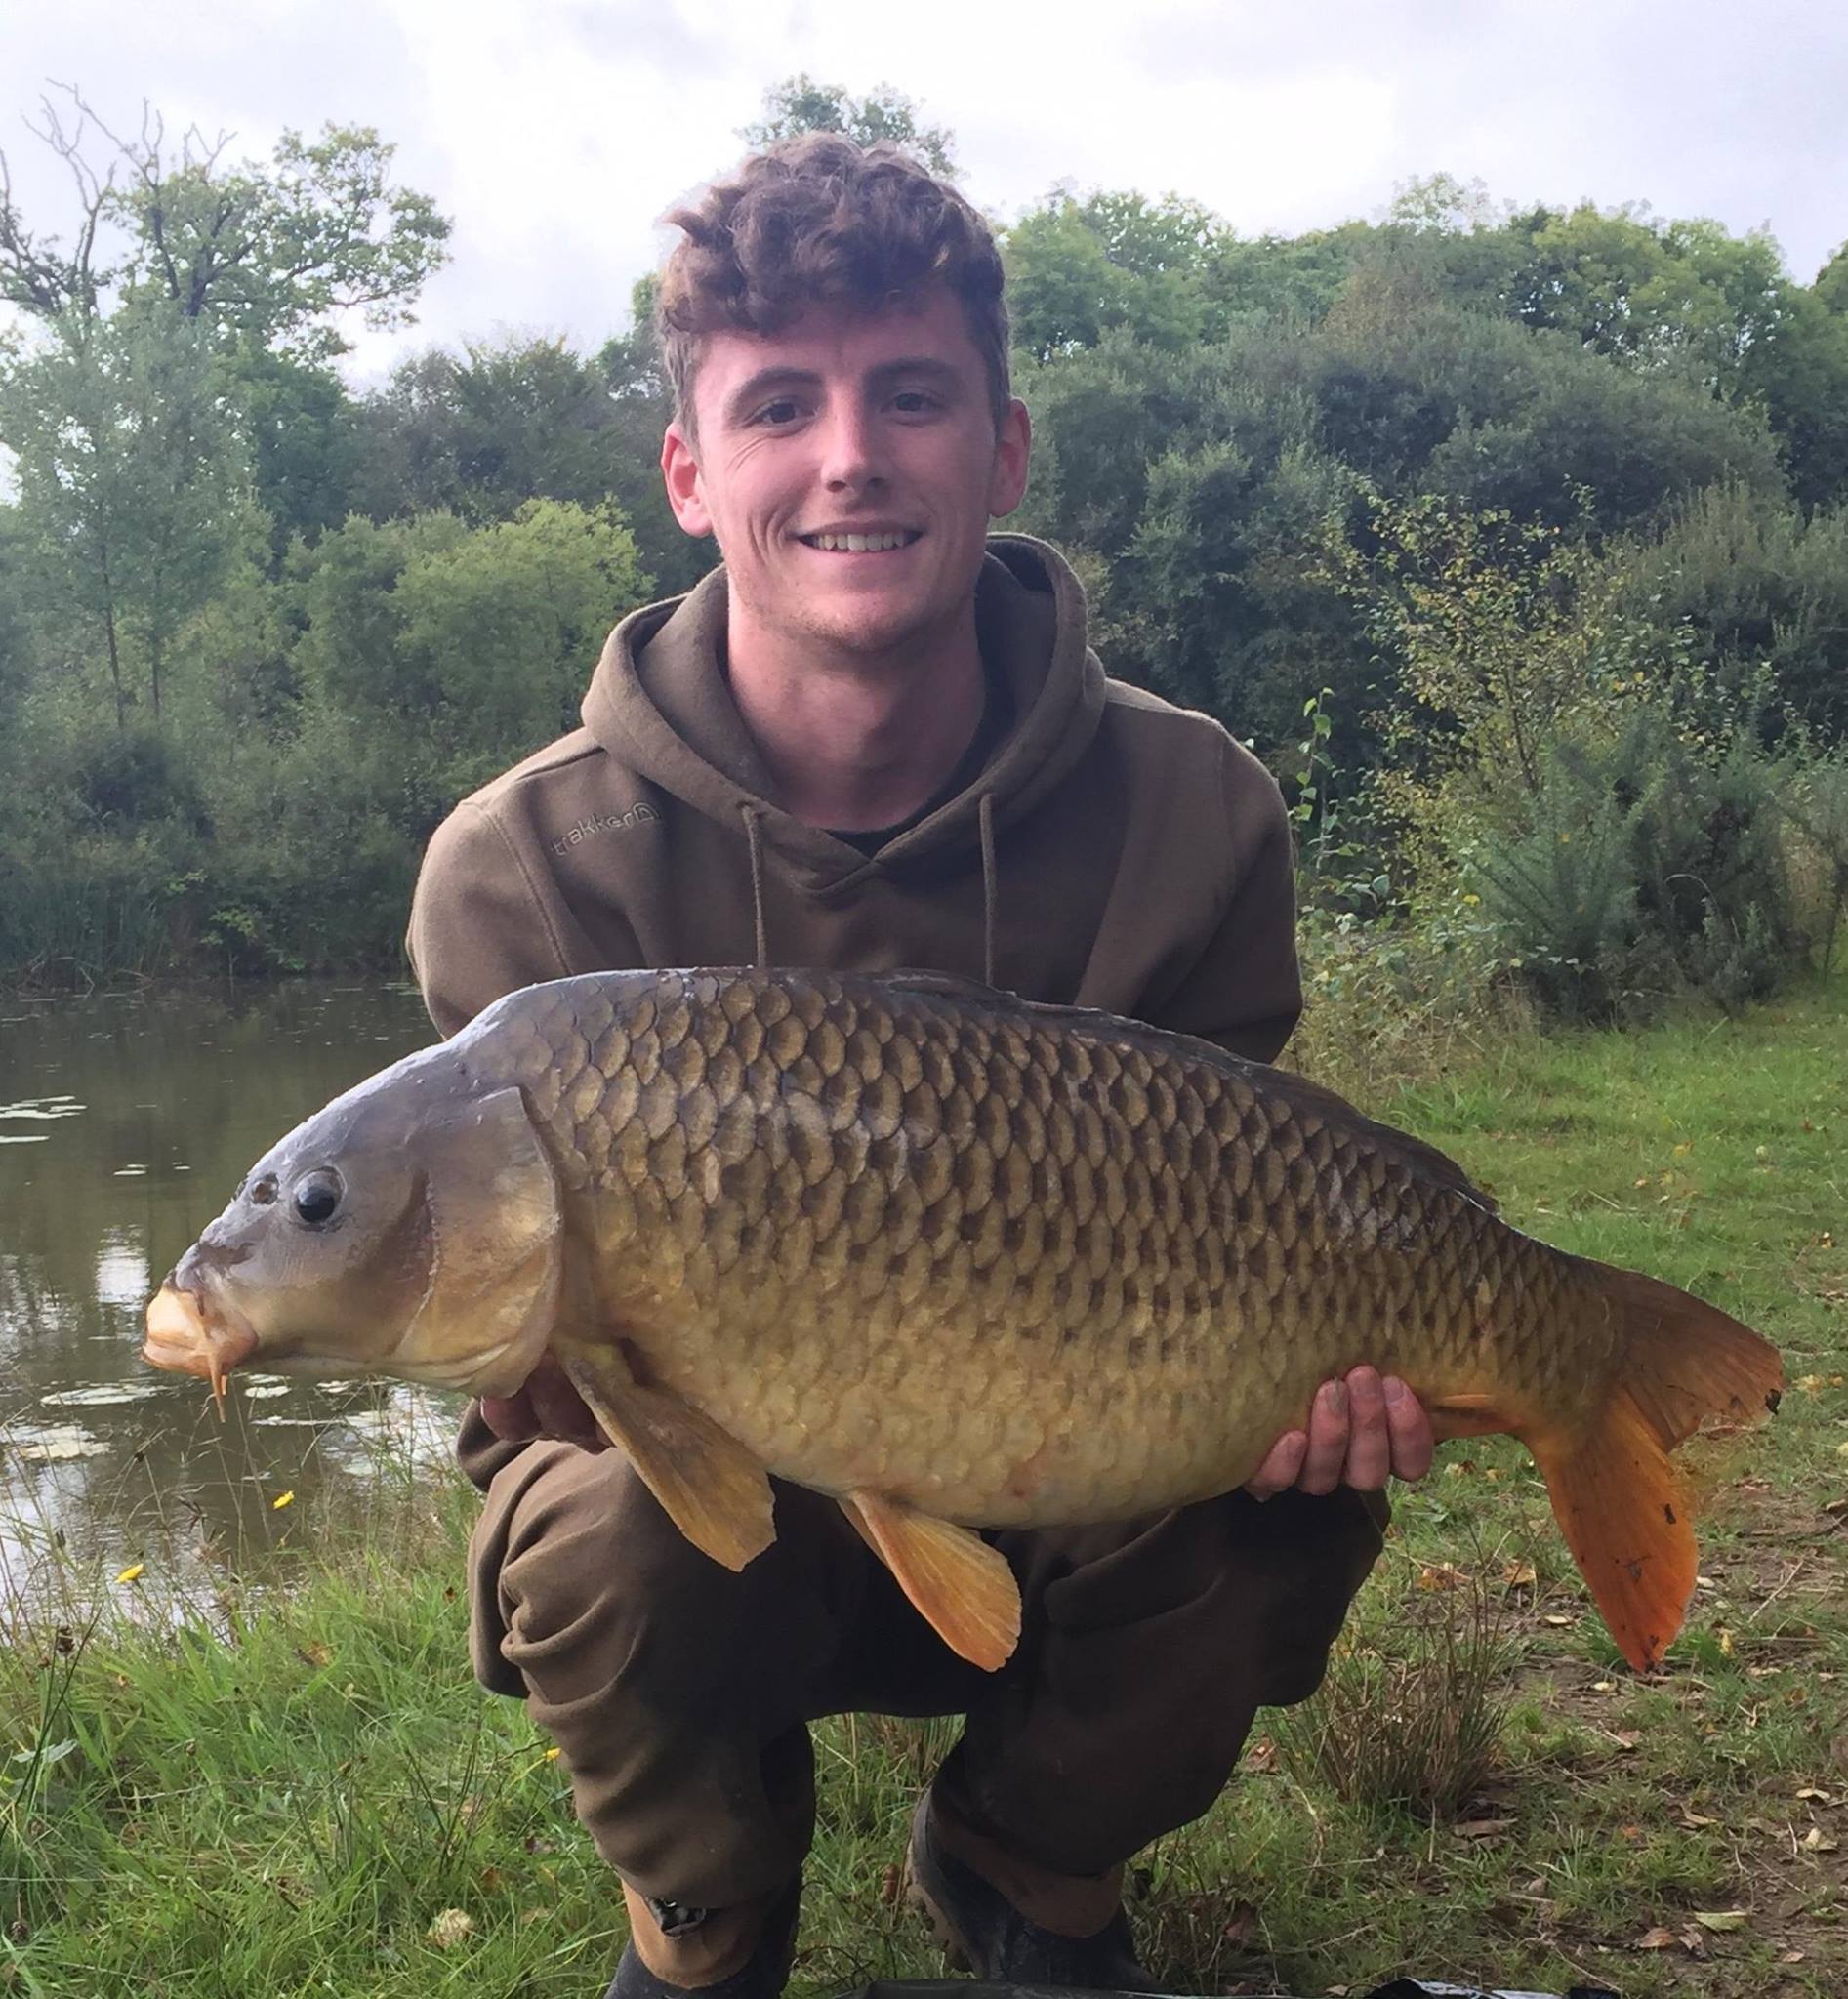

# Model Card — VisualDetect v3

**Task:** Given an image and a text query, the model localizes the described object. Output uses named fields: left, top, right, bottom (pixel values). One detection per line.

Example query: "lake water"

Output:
left=0, top=979, right=452, bottom=1614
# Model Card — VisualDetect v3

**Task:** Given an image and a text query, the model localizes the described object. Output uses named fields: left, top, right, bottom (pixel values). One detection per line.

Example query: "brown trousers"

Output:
left=459, top=1407, right=1383, bottom=1908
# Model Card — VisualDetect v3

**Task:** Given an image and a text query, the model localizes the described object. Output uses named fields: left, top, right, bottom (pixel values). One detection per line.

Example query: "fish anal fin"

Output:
left=557, top=1343, right=775, bottom=1572
left=842, top=1490, right=1021, bottom=1672
left=1425, top=1391, right=1517, bottom=1443
left=1528, top=1394, right=1693, bottom=1674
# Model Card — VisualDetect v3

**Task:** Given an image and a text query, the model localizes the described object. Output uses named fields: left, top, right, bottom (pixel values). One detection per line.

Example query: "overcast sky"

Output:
left=5, top=0, right=1845, bottom=383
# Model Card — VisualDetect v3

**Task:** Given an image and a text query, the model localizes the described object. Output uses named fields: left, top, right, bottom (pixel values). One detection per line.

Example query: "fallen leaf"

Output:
left=1801, top=1826, right=1839, bottom=1853
left=1795, top=1786, right=1837, bottom=1803
left=1781, top=1947, right=1807, bottom=1963
left=1681, top=1810, right=1720, bottom=1828
left=1542, top=1613, right=1574, bottom=1627
left=1501, top=1560, right=1538, bottom=1587
left=1638, top=1927, right=1678, bottom=1950
left=1455, top=1817, right=1514, bottom=1839
left=1692, top=1909, right=1748, bottom=1933
left=426, top=1908, right=474, bottom=1949
left=1417, top=1563, right=1469, bottom=1591
left=295, top=1643, right=333, bottom=1669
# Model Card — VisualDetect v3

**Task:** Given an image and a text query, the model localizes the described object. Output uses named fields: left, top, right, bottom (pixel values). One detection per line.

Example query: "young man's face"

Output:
left=661, top=287, right=1031, bottom=663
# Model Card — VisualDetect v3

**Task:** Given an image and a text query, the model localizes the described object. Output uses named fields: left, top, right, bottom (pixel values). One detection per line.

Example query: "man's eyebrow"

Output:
left=722, top=367, right=823, bottom=419
left=720, top=355, right=966, bottom=420
left=867, top=356, right=964, bottom=386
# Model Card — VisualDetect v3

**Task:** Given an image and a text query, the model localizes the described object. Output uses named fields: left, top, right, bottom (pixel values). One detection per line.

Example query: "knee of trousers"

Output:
left=468, top=1440, right=846, bottom=1718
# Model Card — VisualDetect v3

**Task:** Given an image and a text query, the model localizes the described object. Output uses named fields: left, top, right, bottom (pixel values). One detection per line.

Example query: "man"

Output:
left=407, top=134, right=1431, bottom=1999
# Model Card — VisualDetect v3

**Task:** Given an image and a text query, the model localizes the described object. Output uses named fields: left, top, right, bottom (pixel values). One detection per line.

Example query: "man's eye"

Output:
left=755, top=399, right=801, bottom=426
left=892, top=391, right=938, bottom=415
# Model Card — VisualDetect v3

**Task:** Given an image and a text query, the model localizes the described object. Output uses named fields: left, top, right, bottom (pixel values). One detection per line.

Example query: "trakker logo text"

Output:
left=551, top=802, right=661, bottom=855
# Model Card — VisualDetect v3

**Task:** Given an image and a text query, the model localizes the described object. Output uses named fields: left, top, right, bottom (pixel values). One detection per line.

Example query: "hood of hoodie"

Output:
left=579, top=533, right=1107, bottom=901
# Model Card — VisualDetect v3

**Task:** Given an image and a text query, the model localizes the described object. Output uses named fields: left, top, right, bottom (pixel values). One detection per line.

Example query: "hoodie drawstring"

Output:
left=978, top=791, right=998, bottom=989
left=740, top=804, right=768, bottom=968
left=738, top=792, right=1001, bottom=988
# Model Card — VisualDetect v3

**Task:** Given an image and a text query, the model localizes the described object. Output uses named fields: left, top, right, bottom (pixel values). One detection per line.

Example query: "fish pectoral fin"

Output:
left=558, top=1347, right=775, bottom=1573
left=1425, top=1391, right=1515, bottom=1442
left=841, top=1490, right=1021, bottom=1672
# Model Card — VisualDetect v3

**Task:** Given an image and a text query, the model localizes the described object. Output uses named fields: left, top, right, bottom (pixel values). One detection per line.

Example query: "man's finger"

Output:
left=478, top=1386, right=538, bottom=1442
left=529, top=1367, right=607, bottom=1448
left=1383, top=1375, right=1434, bottom=1482
left=1246, top=1428, right=1308, bottom=1500
left=1341, top=1366, right=1391, bottom=1490
left=1297, top=1379, right=1348, bottom=1495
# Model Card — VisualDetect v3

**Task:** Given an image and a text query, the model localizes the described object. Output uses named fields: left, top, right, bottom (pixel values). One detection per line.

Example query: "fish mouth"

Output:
left=144, top=1283, right=259, bottom=1412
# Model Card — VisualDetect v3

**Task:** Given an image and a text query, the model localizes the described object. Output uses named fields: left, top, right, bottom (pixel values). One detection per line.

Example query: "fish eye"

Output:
left=290, top=1168, right=344, bottom=1229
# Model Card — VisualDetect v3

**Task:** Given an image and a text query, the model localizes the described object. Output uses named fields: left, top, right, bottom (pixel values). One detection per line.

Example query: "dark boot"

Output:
left=605, top=1877, right=801, bottom=1999
left=902, top=1788, right=1153, bottom=1989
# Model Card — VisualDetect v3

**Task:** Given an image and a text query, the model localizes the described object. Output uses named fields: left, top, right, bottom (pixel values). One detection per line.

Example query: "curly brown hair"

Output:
left=656, top=134, right=1010, bottom=439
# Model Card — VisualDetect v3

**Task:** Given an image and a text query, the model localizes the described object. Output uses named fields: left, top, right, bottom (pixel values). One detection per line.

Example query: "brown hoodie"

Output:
left=407, top=533, right=1301, bottom=1061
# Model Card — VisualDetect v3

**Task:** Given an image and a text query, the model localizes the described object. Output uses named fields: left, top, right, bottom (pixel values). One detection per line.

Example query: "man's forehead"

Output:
left=697, top=292, right=978, bottom=398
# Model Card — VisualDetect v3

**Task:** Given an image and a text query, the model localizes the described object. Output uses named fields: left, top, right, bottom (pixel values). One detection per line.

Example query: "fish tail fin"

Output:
left=1529, top=1263, right=1782, bottom=1673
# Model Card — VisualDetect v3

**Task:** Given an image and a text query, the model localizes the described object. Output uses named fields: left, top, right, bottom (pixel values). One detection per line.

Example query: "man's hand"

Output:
left=480, top=1353, right=607, bottom=1450
left=1245, top=1366, right=1433, bottom=1499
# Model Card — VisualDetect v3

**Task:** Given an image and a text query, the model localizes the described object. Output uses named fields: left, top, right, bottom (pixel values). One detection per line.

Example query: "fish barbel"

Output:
left=144, top=968, right=1781, bottom=1672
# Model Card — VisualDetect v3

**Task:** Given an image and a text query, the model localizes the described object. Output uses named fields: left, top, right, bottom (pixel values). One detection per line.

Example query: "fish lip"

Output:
left=144, top=1282, right=258, bottom=1409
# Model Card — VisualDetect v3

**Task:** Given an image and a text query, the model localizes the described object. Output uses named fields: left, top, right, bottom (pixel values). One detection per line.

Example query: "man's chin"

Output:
left=796, top=600, right=940, bottom=661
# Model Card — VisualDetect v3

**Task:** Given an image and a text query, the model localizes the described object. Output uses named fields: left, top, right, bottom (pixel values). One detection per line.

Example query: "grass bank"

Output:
left=0, top=976, right=1842, bottom=1998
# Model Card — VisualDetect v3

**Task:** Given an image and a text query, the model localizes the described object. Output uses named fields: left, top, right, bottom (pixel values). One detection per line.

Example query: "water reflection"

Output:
left=0, top=980, right=449, bottom=1613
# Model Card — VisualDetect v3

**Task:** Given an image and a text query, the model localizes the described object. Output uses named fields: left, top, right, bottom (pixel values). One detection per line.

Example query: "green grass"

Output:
left=1, top=975, right=1844, bottom=1996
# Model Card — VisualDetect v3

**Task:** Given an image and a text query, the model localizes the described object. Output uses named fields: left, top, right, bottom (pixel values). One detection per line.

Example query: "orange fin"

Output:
left=842, top=1490, right=1022, bottom=1672
left=1529, top=1394, right=1695, bottom=1673
left=1426, top=1391, right=1514, bottom=1442
left=1530, top=1263, right=1782, bottom=1672
left=559, top=1344, right=775, bottom=1572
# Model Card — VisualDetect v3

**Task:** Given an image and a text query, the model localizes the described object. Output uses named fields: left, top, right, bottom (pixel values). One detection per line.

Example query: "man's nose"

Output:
left=817, top=402, right=885, bottom=491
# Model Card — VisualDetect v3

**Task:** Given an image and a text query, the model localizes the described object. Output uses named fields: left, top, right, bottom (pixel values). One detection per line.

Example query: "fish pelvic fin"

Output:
left=842, top=1491, right=1022, bottom=1672
left=557, top=1344, right=775, bottom=1573
left=1531, top=1264, right=1783, bottom=1674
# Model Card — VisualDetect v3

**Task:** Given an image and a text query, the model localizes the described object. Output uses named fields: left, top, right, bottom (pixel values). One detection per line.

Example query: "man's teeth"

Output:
left=804, top=532, right=915, bottom=552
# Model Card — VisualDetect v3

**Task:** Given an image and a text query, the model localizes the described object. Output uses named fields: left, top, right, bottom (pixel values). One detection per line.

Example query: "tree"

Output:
left=1005, top=193, right=1227, bottom=360
left=740, top=75, right=956, bottom=177
left=0, top=300, right=254, bottom=728
left=292, top=501, right=654, bottom=803
left=0, top=87, right=450, bottom=359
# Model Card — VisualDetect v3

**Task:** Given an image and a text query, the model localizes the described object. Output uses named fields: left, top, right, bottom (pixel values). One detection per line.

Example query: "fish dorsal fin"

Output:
left=842, top=1489, right=1021, bottom=1671
left=557, top=1342, right=775, bottom=1572
left=874, top=973, right=1496, bottom=1214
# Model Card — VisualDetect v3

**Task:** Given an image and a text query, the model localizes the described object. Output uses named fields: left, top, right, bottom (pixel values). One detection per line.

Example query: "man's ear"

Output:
left=987, top=396, right=1033, bottom=520
left=661, top=422, right=714, bottom=538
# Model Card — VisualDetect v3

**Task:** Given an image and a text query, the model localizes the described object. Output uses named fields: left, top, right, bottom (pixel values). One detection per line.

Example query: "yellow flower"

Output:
left=272, top=1490, right=296, bottom=1511
left=115, top=1563, right=144, bottom=1585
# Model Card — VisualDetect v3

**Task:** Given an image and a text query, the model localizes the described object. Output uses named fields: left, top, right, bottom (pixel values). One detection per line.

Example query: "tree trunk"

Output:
left=99, top=549, right=127, bottom=733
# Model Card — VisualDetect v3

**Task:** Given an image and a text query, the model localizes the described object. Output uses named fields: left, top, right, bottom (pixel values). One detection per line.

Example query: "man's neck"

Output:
left=725, top=607, right=987, bottom=834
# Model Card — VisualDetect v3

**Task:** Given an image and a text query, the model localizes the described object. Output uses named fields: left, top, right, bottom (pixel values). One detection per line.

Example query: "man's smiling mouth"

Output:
left=798, top=530, right=923, bottom=552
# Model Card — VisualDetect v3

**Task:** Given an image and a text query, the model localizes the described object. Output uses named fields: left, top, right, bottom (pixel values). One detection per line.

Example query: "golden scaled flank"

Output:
left=493, top=971, right=1590, bottom=1529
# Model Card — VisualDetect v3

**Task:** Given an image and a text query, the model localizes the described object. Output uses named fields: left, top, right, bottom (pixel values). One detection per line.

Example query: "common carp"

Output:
left=144, top=967, right=1781, bottom=1674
